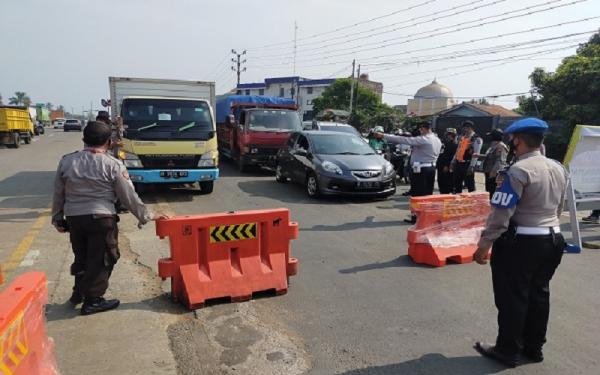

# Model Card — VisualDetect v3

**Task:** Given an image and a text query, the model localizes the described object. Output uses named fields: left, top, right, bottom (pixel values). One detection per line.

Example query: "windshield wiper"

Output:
left=335, top=151, right=360, bottom=155
left=136, top=122, right=158, bottom=131
left=178, top=122, right=196, bottom=132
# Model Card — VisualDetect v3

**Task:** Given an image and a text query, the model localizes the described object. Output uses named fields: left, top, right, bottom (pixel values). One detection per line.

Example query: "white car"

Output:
left=53, top=118, right=66, bottom=128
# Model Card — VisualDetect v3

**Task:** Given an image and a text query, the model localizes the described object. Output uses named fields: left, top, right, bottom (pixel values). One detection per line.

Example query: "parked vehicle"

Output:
left=0, top=106, right=34, bottom=148
left=216, top=95, right=302, bottom=172
left=302, top=121, right=313, bottom=130
left=310, top=121, right=364, bottom=139
left=275, top=131, right=396, bottom=198
left=109, top=76, right=218, bottom=194
left=50, top=109, right=65, bottom=122
left=34, top=121, right=45, bottom=135
left=53, top=118, right=66, bottom=128
left=36, top=106, right=51, bottom=127
left=64, top=119, right=83, bottom=131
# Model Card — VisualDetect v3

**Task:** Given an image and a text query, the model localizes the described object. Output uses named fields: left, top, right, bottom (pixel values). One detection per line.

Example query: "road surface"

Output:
left=1, top=129, right=599, bottom=374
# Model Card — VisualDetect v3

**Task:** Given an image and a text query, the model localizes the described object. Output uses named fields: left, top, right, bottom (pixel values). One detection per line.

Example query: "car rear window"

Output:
left=66, top=120, right=78, bottom=124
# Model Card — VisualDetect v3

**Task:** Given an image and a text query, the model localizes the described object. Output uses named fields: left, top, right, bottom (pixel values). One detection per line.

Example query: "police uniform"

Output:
left=475, top=118, right=569, bottom=366
left=436, top=128, right=458, bottom=194
left=51, top=146, right=155, bottom=311
left=392, top=128, right=442, bottom=197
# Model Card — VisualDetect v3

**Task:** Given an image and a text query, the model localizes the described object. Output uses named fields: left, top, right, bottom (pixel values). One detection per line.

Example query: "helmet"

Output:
left=445, top=127, right=457, bottom=135
left=487, top=128, right=504, bottom=141
left=374, top=126, right=384, bottom=133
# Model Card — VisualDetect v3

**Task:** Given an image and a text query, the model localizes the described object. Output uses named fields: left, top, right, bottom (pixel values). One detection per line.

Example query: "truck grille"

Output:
left=138, top=154, right=199, bottom=169
left=254, top=147, right=280, bottom=156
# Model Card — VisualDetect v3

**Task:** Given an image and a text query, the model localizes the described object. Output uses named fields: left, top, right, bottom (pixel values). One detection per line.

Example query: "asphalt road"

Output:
left=1, top=129, right=599, bottom=374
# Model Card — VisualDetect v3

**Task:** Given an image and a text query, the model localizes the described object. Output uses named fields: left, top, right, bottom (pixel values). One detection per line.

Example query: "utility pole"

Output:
left=530, top=89, right=540, bottom=116
left=293, top=21, right=298, bottom=75
left=231, top=49, right=247, bottom=87
left=349, top=59, right=356, bottom=114
left=354, top=64, right=361, bottom=111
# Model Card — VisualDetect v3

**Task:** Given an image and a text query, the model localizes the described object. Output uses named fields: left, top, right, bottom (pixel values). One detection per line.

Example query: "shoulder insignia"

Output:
left=491, top=171, right=519, bottom=209
left=122, top=170, right=130, bottom=180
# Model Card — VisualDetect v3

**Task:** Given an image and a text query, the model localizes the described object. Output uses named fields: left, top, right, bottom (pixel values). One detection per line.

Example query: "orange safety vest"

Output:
left=456, top=136, right=472, bottom=162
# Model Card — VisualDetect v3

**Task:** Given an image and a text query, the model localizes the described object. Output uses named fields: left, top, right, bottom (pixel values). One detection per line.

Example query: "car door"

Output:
left=291, top=134, right=311, bottom=182
left=279, top=132, right=299, bottom=179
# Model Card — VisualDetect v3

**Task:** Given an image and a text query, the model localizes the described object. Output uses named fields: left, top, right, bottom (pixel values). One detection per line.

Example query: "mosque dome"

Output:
left=414, top=79, right=454, bottom=99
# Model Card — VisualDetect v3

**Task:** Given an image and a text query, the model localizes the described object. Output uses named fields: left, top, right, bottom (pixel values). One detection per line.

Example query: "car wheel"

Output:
left=306, top=173, right=320, bottom=198
left=275, top=164, right=287, bottom=183
left=199, top=181, right=214, bottom=194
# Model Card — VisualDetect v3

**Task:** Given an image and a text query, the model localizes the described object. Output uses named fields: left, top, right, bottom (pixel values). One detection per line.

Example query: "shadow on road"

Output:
left=337, top=353, right=504, bottom=375
left=302, top=215, right=411, bottom=232
left=45, top=294, right=189, bottom=322
left=339, top=255, right=428, bottom=273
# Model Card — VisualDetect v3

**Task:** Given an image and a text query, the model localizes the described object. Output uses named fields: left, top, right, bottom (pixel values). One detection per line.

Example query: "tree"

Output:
left=312, top=78, right=404, bottom=132
left=468, top=98, right=490, bottom=105
left=0, top=93, right=3, bottom=104
left=517, top=31, right=600, bottom=160
left=8, top=91, right=31, bottom=107
left=46, top=102, right=54, bottom=110
left=57, top=105, right=65, bottom=112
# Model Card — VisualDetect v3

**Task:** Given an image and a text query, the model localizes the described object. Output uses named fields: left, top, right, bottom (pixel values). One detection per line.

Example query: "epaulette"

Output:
left=61, top=150, right=79, bottom=159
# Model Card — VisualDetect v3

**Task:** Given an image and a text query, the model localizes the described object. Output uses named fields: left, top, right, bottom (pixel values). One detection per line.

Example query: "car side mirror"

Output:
left=295, top=148, right=308, bottom=157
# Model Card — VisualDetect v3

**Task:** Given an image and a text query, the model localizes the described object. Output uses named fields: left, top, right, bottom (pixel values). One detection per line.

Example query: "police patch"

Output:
left=122, top=170, right=130, bottom=180
left=491, top=172, right=519, bottom=208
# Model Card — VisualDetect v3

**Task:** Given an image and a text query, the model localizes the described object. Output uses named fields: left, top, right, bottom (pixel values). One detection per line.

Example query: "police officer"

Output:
left=51, top=121, right=168, bottom=315
left=481, top=128, right=509, bottom=198
left=473, top=118, right=568, bottom=367
left=436, top=128, right=458, bottom=194
left=391, top=121, right=442, bottom=223
left=451, top=120, right=483, bottom=193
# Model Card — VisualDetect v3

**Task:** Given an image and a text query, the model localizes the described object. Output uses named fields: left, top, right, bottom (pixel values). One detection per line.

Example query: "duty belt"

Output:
left=516, top=226, right=561, bottom=235
left=412, top=162, right=434, bottom=167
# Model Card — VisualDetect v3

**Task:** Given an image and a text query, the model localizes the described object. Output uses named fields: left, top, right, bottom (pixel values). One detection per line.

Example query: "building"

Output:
left=433, top=102, right=523, bottom=136
left=357, top=73, right=383, bottom=99
left=407, top=79, right=455, bottom=117
left=236, top=76, right=335, bottom=121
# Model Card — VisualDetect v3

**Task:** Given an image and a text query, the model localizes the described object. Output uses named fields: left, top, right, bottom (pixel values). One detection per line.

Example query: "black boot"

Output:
left=81, top=297, right=120, bottom=316
left=474, top=342, right=518, bottom=368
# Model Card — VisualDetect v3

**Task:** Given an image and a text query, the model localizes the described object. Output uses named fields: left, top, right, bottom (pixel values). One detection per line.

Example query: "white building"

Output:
left=406, top=79, right=455, bottom=117
left=236, top=76, right=336, bottom=121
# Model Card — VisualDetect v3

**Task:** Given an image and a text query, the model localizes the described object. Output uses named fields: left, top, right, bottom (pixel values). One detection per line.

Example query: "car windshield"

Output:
left=248, top=110, right=302, bottom=132
left=310, top=134, right=375, bottom=155
left=319, top=125, right=359, bottom=136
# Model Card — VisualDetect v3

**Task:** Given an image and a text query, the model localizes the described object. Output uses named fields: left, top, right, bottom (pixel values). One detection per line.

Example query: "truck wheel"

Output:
left=238, top=158, right=248, bottom=173
left=199, top=181, right=214, bottom=194
left=11, top=133, right=20, bottom=148
left=24, top=134, right=32, bottom=144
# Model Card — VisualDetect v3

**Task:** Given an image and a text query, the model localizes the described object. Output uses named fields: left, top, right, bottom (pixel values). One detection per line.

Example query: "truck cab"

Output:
left=118, top=96, right=219, bottom=193
left=216, top=96, right=302, bottom=172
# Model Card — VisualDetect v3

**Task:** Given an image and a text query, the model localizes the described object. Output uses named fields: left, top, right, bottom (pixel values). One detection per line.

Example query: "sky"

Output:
left=0, top=0, right=598, bottom=115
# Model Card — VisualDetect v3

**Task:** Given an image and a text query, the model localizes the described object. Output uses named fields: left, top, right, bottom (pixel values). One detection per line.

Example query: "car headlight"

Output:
left=122, top=152, right=143, bottom=168
left=198, top=152, right=216, bottom=167
left=322, top=161, right=343, bottom=175
left=384, top=162, right=395, bottom=176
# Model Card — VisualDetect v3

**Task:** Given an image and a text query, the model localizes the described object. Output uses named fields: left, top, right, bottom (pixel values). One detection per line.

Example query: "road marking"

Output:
left=2, top=211, right=49, bottom=279
left=19, top=250, right=40, bottom=267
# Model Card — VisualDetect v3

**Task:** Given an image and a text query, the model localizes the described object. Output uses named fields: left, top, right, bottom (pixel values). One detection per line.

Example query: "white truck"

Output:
left=109, top=77, right=219, bottom=193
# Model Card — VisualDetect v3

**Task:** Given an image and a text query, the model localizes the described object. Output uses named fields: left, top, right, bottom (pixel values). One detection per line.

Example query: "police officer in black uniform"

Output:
left=473, top=118, right=569, bottom=367
left=436, top=128, right=458, bottom=194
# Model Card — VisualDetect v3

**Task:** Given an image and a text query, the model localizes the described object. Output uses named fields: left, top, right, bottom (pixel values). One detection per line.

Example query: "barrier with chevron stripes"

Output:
left=0, top=272, right=58, bottom=375
left=210, top=222, right=257, bottom=243
left=157, top=208, right=299, bottom=309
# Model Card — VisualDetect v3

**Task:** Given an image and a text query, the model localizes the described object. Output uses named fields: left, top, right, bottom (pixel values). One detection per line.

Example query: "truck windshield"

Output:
left=248, top=110, right=301, bottom=132
left=122, top=98, right=213, bottom=140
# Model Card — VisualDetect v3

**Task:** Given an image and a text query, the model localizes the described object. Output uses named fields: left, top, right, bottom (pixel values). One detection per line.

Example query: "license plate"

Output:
left=160, top=171, right=189, bottom=178
left=357, top=181, right=380, bottom=189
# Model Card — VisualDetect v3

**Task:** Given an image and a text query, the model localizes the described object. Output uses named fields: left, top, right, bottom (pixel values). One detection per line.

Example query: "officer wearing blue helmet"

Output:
left=473, top=118, right=569, bottom=367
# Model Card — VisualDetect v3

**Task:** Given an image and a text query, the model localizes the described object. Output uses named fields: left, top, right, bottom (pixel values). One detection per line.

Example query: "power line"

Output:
left=207, top=56, right=229, bottom=80
left=251, top=0, right=492, bottom=53
left=251, top=0, right=589, bottom=63
left=246, top=0, right=440, bottom=51
left=384, top=90, right=530, bottom=99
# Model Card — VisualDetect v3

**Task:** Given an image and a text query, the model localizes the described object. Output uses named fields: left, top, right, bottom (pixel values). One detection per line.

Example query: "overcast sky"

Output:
left=0, top=0, right=597, bottom=114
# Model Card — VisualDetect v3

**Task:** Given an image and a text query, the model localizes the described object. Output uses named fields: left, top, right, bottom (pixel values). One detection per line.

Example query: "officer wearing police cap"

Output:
left=52, top=121, right=168, bottom=315
left=473, top=118, right=569, bottom=367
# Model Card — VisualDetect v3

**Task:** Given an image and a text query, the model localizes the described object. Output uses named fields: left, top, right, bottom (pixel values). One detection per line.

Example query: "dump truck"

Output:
left=109, top=76, right=218, bottom=193
left=215, top=95, right=301, bottom=172
left=0, top=106, right=34, bottom=148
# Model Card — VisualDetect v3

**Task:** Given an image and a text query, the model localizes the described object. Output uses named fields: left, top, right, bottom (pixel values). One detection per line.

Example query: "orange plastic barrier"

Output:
left=0, top=272, right=58, bottom=375
left=407, top=192, right=491, bottom=267
left=157, top=208, right=299, bottom=309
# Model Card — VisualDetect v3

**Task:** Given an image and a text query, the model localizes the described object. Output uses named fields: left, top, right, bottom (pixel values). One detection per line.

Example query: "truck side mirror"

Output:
left=226, top=114, right=236, bottom=128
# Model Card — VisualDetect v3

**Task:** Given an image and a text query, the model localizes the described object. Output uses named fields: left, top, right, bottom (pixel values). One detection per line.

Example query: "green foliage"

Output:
left=467, top=98, right=490, bottom=105
left=312, top=78, right=405, bottom=132
left=8, top=91, right=31, bottom=107
left=518, top=32, right=600, bottom=160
